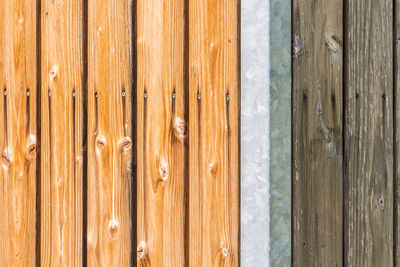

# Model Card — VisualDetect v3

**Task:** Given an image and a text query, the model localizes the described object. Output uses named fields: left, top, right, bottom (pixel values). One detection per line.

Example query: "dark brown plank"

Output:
left=345, top=0, right=394, bottom=266
left=292, top=0, right=343, bottom=265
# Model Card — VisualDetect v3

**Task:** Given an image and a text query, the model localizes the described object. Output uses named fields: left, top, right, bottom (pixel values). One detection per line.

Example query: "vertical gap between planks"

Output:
left=131, top=0, right=137, bottom=264
left=290, top=0, right=294, bottom=265
left=343, top=0, right=348, bottom=265
left=394, top=0, right=399, bottom=265
left=237, top=0, right=242, bottom=263
left=82, top=0, right=88, bottom=265
left=35, top=0, right=42, bottom=265
left=394, top=0, right=396, bottom=265
left=184, top=0, right=190, bottom=265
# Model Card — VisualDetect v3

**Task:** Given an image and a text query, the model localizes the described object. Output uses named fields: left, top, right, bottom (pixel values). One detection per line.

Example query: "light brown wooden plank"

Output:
left=39, top=0, right=83, bottom=265
left=87, top=0, right=133, bottom=265
left=0, top=1, right=37, bottom=265
left=292, top=0, right=343, bottom=265
left=136, top=0, right=186, bottom=266
left=188, top=0, right=240, bottom=265
left=345, top=0, right=394, bottom=266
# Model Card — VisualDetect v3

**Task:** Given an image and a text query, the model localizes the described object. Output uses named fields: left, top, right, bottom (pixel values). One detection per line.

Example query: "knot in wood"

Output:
left=158, top=158, right=169, bottom=181
left=26, top=135, right=37, bottom=161
left=324, top=33, right=342, bottom=63
left=108, top=219, right=119, bottom=239
left=378, top=196, right=385, bottom=209
left=95, top=135, right=106, bottom=153
left=137, top=241, right=148, bottom=259
left=209, top=162, right=218, bottom=176
left=293, top=36, right=304, bottom=58
left=2, top=150, right=12, bottom=170
left=222, top=247, right=228, bottom=257
left=118, top=137, right=132, bottom=152
left=173, top=117, right=187, bottom=143
left=49, top=65, right=58, bottom=80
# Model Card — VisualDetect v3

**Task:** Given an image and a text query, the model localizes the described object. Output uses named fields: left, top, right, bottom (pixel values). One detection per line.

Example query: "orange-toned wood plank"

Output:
left=0, top=1, right=37, bottom=265
left=39, top=0, right=83, bottom=265
left=188, top=0, right=240, bottom=265
left=136, top=0, right=186, bottom=265
left=87, top=0, right=133, bottom=265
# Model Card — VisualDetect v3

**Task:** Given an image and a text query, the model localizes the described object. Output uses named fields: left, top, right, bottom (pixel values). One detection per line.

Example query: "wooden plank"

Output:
left=0, top=1, right=37, bottom=265
left=136, top=0, right=186, bottom=266
left=39, top=0, right=83, bottom=265
left=292, top=0, right=343, bottom=265
left=87, top=0, right=133, bottom=265
left=345, top=0, right=394, bottom=266
left=188, top=0, right=240, bottom=265
left=396, top=0, right=400, bottom=264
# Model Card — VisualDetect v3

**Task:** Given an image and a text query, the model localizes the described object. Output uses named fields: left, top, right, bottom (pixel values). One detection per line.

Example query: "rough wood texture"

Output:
left=0, top=0, right=37, bottom=265
left=136, top=0, right=186, bottom=266
left=87, top=0, right=133, bottom=265
left=345, top=0, right=394, bottom=266
left=292, top=0, right=343, bottom=265
left=395, top=0, right=400, bottom=265
left=40, top=0, right=83, bottom=265
left=188, top=0, right=240, bottom=265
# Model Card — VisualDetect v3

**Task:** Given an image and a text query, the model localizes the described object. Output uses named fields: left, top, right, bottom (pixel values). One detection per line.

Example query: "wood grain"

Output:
left=136, top=0, right=186, bottom=266
left=188, top=0, right=240, bottom=265
left=292, top=0, right=343, bottom=265
left=345, top=0, right=394, bottom=266
left=396, top=0, right=400, bottom=265
left=40, top=0, right=83, bottom=265
left=87, top=0, right=133, bottom=265
left=0, top=0, right=37, bottom=265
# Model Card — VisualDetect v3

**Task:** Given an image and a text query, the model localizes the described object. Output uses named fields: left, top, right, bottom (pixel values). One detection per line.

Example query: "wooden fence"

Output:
left=292, top=0, right=399, bottom=266
left=0, top=0, right=239, bottom=266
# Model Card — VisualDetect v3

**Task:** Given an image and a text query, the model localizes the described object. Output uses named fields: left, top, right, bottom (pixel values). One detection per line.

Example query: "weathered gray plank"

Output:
left=345, top=0, right=394, bottom=266
left=395, top=0, right=400, bottom=265
left=292, top=0, right=343, bottom=266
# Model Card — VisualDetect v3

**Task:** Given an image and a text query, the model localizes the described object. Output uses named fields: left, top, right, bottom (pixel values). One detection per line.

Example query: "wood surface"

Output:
left=87, top=0, right=133, bottom=265
left=292, top=0, right=343, bottom=265
left=0, top=0, right=37, bottom=265
left=345, top=0, right=394, bottom=266
left=188, top=0, right=240, bottom=265
left=136, top=0, right=186, bottom=266
left=396, top=0, right=400, bottom=265
left=40, top=0, right=83, bottom=265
